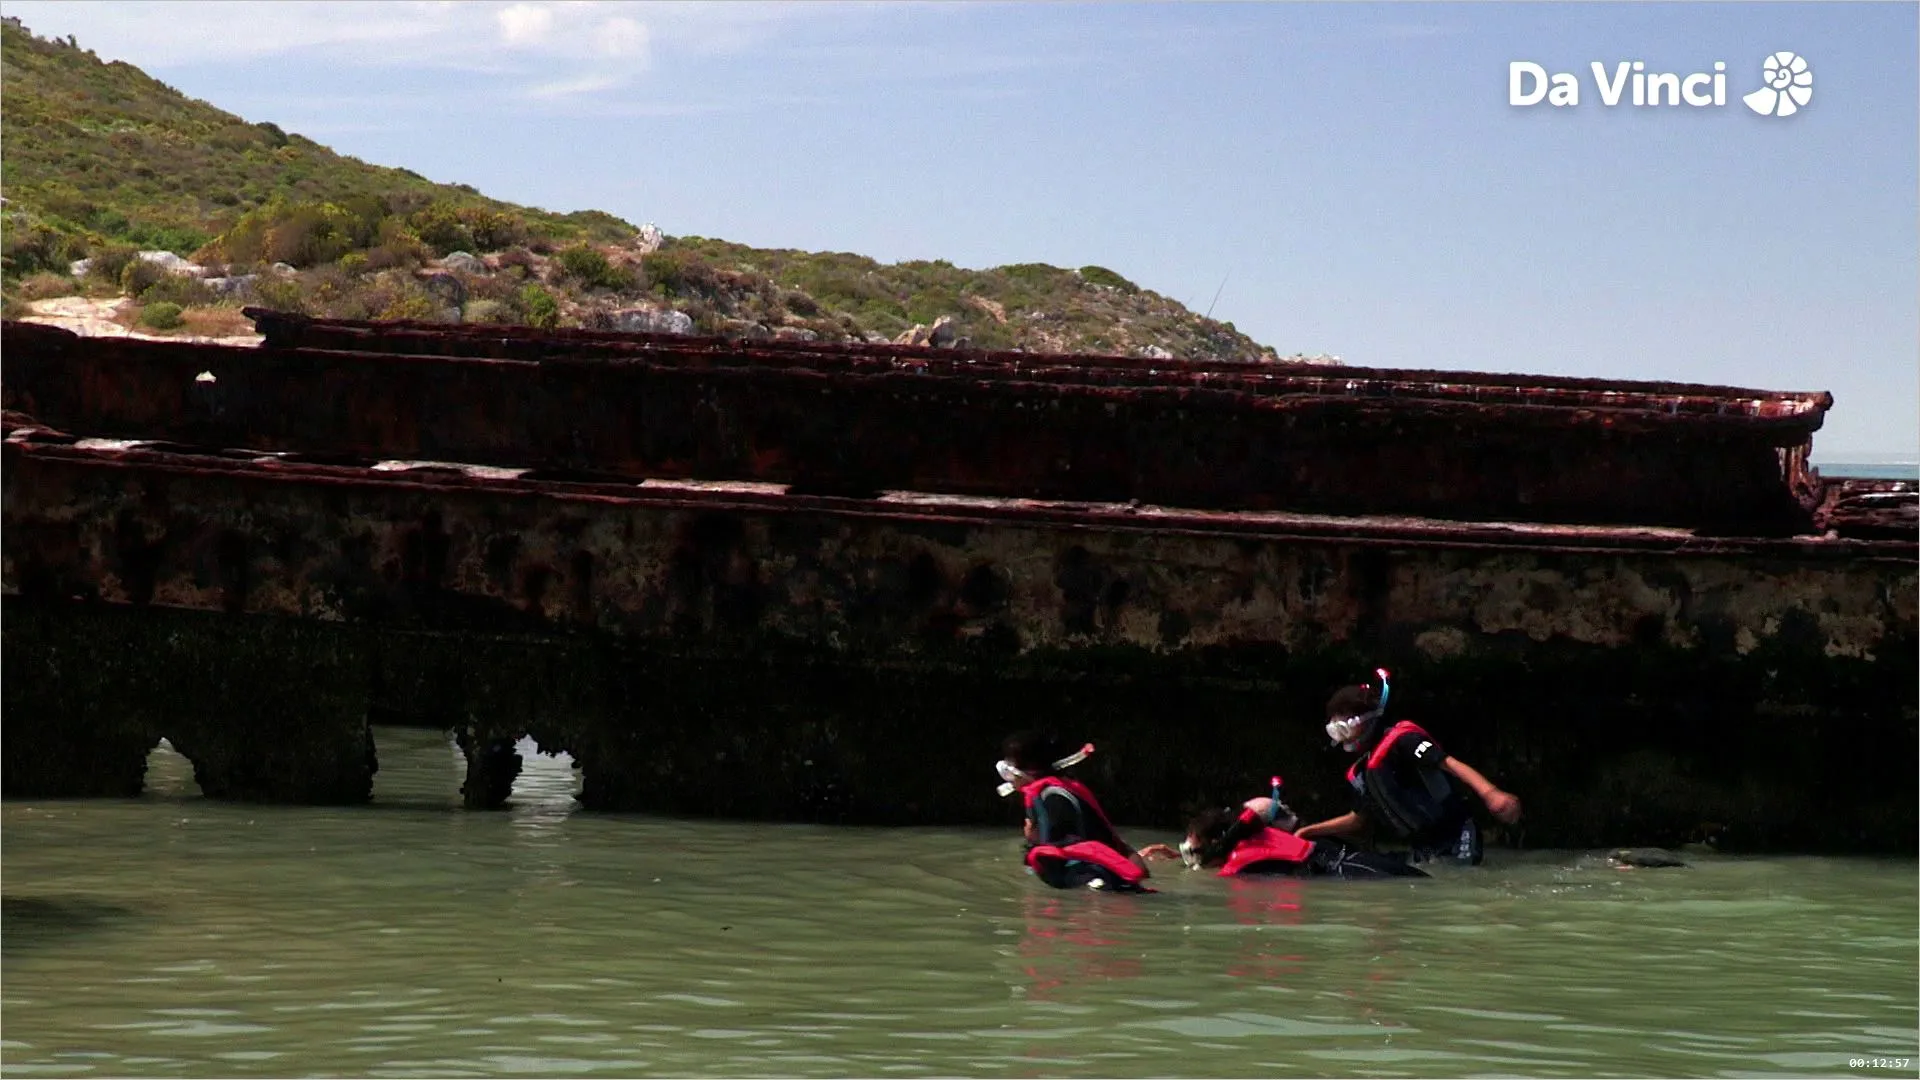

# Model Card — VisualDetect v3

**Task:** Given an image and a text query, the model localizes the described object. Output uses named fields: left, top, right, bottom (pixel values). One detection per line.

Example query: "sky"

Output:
left=6, top=1, right=1916, bottom=457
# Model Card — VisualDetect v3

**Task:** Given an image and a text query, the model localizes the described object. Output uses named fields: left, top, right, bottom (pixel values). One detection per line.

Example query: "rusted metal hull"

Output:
left=4, top=320, right=1828, bottom=531
left=6, top=426, right=1913, bottom=849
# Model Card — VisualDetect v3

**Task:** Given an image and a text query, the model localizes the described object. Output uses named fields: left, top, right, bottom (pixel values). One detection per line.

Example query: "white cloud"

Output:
left=526, top=72, right=625, bottom=100
left=597, top=16, right=648, bottom=59
left=497, top=3, right=553, bottom=46
left=0, top=0, right=842, bottom=69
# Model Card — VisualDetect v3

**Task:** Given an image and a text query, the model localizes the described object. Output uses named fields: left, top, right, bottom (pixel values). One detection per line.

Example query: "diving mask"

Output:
left=1325, top=668, right=1392, bottom=751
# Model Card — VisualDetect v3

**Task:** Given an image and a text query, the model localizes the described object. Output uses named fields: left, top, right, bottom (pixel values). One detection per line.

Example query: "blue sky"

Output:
left=8, top=1, right=1916, bottom=456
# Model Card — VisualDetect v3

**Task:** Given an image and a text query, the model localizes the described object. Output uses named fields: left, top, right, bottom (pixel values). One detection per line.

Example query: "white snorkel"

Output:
left=995, top=742, right=1095, bottom=798
left=1325, top=668, right=1391, bottom=752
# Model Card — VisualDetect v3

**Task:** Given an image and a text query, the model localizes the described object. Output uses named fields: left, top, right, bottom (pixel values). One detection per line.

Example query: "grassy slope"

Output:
left=0, top=22, right=633, bottom=257
left=0, top=20, right=1288, bottom=360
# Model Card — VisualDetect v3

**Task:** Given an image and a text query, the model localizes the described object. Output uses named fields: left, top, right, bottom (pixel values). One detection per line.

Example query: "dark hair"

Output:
left=1185, top=807, right=1239, bottom=866
left=1000, top=730, right=1071, bottom=775
left=1325, top=683, right=1381, bottom=721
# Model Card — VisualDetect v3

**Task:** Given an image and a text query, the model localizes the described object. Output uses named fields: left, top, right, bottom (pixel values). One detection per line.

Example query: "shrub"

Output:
left=642, top=247, right=722, bottom=300
left=250, top=273, right=306, bottom=314
left=363, top=218, right=429, bottom=271
left=16, top=271, right=78, bottom=300
left=1000, top=262, right=1070, bottom=286
left=461, top=208, right=526, bottom=252
left=496, top=246, right=538, bottom=272
left=555, top=243, right=635, bottom=291
left=463, top=298, right=511, bottom=325
left=518, top=283, right=560, bottom=329
left=126, top=223, right=212, bottom=257
left=1, top=217, right=84, bottom=279
left=377, top=290, right=439, bottom=322
left=138, top=301, right=184, bottom=330
left=84, top=243, right=139, bottom=290
left=213, top=198, right=359, bottom=267
left=409, top=202, right=474, bottom=256
left=119, top=257, right=169, bottom=297
left=337, top=251, right=369, bottom=275
left=1078, top=265, right=1138, bottom=293
left=302, top=264, right=358, bottom=309
left=137, top=272, right=214, bottom=308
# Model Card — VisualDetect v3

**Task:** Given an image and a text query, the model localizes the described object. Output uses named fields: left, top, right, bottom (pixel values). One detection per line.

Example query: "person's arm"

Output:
left=1111, top=833, right=1152, bottom=876
left=1138, top=842, right=1181, bottom=860
left=1442, top=758, right=1522, bottom=824
left=1294, top=811, right=1367, bottom=842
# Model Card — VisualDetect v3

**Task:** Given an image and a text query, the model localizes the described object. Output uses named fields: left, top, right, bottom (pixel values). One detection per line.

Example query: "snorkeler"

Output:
left=1140, top=777, right=1426, bottom=879
left=1293, top=669, right=1522, bottom=866
left=995, top=731, right=1152, bottom=892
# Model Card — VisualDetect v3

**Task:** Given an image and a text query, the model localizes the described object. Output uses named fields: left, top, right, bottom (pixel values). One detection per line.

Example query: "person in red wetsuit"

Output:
left=1294, top=669, right=1522, bottom=866
left=1141, top=779, right=1426, bottom=879
left=996, top=731, right=1153, bottom=892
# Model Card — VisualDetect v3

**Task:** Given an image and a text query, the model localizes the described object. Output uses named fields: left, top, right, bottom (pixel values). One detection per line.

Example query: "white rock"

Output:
left=440, top=251, right=486, bottom=276
left=135, top=250, right=207, bottom=277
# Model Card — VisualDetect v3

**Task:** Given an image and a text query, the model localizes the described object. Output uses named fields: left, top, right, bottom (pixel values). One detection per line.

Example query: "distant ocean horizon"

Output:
left=1813, top=453, right=1920, bottom=481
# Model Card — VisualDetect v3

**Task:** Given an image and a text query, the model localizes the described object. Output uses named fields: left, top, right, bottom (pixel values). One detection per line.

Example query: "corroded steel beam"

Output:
left=246, top=309, right=1833, bottom=420
left=1, top=321, right=1827, bottom=530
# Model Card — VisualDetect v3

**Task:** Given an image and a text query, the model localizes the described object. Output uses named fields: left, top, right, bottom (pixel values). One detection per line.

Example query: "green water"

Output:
left=3, top=727, right=1915, bottom=1078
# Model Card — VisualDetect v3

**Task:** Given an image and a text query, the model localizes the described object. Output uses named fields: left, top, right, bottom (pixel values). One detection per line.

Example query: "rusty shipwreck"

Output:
left=3, top=311, right=1913, bottom=851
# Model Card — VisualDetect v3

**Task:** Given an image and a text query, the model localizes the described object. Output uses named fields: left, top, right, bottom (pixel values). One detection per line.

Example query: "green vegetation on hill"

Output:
left=0, top=19, right=1296, bottom=362
left=0, top=20, right=634, bottom=272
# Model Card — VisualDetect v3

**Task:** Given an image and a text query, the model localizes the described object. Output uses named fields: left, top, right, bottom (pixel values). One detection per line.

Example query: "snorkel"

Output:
left=1269, top=774, right=1300, bottom=832
left=1325, top=668, right=1392, bottom=752
left=994, top=742, right=1095, bottom=798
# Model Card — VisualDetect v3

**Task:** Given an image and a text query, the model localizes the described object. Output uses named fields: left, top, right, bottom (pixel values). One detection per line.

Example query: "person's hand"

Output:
left=1484, top=789, right=1522, bottom=824
left=1137, top=843, right=1180, bottom=861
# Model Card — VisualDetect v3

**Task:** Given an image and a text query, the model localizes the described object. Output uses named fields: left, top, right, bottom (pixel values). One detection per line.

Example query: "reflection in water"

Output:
left=3, top=726, right=1916, bottom=1078
left=1016, top=891, right=1146, bottom=1001
left=141, top=739, right=202, bottom=800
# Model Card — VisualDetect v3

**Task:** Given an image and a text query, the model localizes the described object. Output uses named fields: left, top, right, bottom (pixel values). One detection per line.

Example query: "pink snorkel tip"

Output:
left=1271, top=775, right=1283, bottom=788
left=1048, top=742, right=1095, bottom=771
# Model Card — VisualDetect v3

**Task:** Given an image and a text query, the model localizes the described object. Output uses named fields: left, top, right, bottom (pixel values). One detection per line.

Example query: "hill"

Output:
left=0, top=19, right=1312, bottom=362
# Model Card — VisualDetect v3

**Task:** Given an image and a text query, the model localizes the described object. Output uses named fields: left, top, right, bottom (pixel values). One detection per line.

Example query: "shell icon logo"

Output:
left=1743, top=52, right=1812, bottom=117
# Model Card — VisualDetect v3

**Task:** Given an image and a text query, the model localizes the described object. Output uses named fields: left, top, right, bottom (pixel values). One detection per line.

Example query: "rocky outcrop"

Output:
left=69, top=250, right=207, bottom=279
left=418, top=271, right=466, bottom=309
left=601, top=306, right=693, bottom=335
left=439, top=251, right=487, bottom=276
left=895, top=314, right=959, bottom=347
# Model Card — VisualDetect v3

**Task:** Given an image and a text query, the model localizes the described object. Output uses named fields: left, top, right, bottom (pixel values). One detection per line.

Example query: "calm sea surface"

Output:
left=1817, top=462, right=1920, bottom=481
left=4, top=726, right=1915, bottom=1078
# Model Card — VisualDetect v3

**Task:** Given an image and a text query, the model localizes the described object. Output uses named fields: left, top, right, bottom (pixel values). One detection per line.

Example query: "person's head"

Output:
left=995, top=731, right=1094, bottom=797
left=1324, top=669, right=1390, bottom=751
left=1180, top=807, right=1241, bottom=868
left=1000, top=730, right=1070, bottom=776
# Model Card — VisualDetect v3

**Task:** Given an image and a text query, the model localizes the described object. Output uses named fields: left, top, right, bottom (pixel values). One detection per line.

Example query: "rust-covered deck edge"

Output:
left=3, top=321, right=1828, bottom=532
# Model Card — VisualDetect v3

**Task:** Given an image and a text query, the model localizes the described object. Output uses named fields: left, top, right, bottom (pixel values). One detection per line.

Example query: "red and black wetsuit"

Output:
left=1345, top=720, right=1480, bottom=864
left=1020, top=775, right=1150, bottom=892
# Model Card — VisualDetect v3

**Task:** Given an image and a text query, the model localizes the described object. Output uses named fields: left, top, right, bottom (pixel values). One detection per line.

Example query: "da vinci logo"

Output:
left=1509, top=52, right=1812, bottom=117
